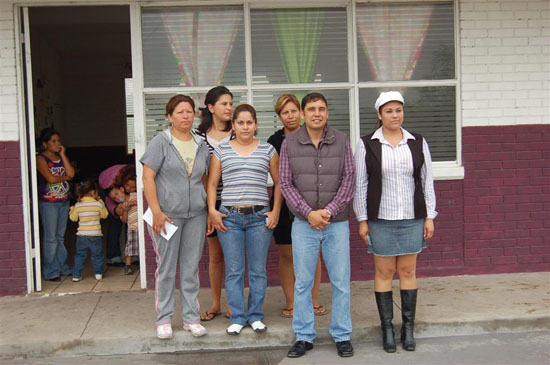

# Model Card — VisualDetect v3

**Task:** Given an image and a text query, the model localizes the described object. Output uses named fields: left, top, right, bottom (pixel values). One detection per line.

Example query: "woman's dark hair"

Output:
left=74, top=178, right=98, bottom=200
left=232, top=104, right=258, bottom=137
left=113, top=164, right=136, bottom=189
left=165, top=94, right=195, bottom=116
left=198, top=86, right=233, bottom=133
left=37, top=127, right=60, bottom=146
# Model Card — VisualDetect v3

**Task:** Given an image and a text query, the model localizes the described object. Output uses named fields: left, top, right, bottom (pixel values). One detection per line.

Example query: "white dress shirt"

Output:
left=353, top=127, right=437, bottom=222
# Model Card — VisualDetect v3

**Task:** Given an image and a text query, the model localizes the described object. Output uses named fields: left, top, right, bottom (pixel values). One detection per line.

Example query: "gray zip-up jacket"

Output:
left=140, top=129, right=210, bottom=219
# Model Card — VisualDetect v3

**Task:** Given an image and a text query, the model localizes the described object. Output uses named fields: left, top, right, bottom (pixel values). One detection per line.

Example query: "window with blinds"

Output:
left=359, top=87, right=456, bottom=162
left=125, top=78, right=134, bottom=154
left=141, top=7, right=246, bottom=88
left=251, top=8, right=348, bottom=84
left=356, top=2, right=455, bottom=82
left=137, top=2, right=458, bottom=165
left=254, top=89, right=350, bottom=141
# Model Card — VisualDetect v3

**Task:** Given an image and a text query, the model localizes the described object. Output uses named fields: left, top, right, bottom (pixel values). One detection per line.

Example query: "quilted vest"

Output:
left=285, top=125, right=350, bottom=222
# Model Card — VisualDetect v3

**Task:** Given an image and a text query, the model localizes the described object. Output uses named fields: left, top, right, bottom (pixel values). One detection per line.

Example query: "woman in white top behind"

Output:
left=353, top=91, right=436, bottom=353
left=208, top=104, right=282, bottom=335
left=194, top=86, right=234, bottom=322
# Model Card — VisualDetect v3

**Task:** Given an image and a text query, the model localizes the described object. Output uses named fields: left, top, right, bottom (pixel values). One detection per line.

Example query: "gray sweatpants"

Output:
left=151, top=212, right=206, bottom=325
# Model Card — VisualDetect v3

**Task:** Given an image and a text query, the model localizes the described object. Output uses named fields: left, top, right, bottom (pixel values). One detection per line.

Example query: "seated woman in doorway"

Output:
left=36, top=127, right=75, bottom=282
left=267, top=94, right=328, bottom=318
left=98, top=164, right=137, bottom=267
left=353, top=91, right=437, bottom=353
left=207, top=104, right=282, bottom=335
left=141, top=94, right=211, bottom=339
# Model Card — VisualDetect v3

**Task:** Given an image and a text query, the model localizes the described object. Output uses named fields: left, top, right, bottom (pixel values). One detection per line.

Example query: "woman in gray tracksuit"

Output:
left=141, top=94, right=211, bottom=339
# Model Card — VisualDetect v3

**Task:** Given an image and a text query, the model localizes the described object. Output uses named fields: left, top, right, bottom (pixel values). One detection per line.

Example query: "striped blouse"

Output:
left=213, top=140, right=276, bottom=207
left=69, top=197, right=109, bottom=236
left=353, top=127, right=437, bottom=221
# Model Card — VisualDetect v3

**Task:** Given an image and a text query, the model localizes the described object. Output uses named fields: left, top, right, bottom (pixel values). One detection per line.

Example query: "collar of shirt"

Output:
left=79, top=196, right=98, bottom=203
left=371, top=127, right=415, bottom=147
left=297, top=124, right=331, bottom=145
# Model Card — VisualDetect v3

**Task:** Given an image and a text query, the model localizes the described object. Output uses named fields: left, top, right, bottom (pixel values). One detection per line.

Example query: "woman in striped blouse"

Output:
left=207, top=104, right=282, bottom=335
left=353, top=91, right=436, bottom=353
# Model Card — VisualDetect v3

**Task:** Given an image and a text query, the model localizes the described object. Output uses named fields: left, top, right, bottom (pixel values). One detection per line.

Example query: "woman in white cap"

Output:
left=353, top=91, right=436, bottom=353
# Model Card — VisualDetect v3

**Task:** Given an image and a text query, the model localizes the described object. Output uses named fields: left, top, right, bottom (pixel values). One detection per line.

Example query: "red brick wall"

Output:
left=462, top=125, right=550, bottom=274
left=0, top=141, right=27, bottom=296
left=143, top=124, right=550, bottom=289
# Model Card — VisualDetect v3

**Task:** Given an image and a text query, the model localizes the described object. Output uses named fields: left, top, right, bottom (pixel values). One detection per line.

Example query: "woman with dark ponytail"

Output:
left=192, top=86, right=235, bottom=321
left=36, top=127, right=75, bottom=281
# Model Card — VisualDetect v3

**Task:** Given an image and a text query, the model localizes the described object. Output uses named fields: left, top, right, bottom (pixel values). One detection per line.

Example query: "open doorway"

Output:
left=27, top=6, right=139, bottom=294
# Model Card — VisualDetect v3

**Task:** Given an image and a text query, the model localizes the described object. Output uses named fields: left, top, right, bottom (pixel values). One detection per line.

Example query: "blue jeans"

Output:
left=291, top=218, right=352, bottom=342
left=39, top=201, right=71, bottom=279
left=217, top=205, right=273, bottom=326
left=72, top=236, right=105, bottom=277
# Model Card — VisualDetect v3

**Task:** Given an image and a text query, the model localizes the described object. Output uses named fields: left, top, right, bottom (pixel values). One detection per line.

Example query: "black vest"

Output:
left=361, top=131, right=427, bottom=221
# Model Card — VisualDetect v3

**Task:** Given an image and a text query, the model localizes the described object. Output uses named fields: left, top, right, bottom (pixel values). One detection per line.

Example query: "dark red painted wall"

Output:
left=0, top=141, right=27, bottom=296
left=3, top=123, right=550, bottom=295
left=144, top=124, right=550, bottom=290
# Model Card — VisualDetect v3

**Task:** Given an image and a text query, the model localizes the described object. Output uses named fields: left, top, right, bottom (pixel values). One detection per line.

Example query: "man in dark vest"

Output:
left=279, top=92, right=355, bottom=358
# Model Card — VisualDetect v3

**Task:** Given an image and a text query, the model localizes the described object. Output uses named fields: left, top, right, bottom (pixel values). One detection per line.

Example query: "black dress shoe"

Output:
left=336, top=340, right=354, bottom=357
left=287, top=341, right=313, bottom=358
left=107, top=262, right=125, bottom=267
left=45, top=277, right=61, bottom=282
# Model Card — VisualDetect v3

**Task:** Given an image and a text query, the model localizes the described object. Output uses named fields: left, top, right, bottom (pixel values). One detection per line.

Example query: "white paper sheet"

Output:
left=143, top=208, right=178, bottom=241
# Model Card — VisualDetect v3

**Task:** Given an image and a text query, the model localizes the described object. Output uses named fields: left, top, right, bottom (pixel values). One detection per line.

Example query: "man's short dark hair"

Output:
left=301, top=92, right=328, bottom=110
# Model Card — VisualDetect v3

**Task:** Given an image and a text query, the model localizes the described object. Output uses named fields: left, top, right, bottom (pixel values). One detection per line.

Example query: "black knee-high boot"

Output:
left=400, top=289, right=418, bottom=351
left=375, top=291, right=397, bottom=353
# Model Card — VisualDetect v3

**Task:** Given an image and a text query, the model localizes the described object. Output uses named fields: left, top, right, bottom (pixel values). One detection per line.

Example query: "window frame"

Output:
left=138, top=0, right=464, bottom=180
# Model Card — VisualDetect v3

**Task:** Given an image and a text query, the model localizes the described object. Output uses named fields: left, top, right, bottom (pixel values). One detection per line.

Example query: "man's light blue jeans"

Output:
left=39, top=201, right=71, bottom=280
left=291, top=218, right=352, bottom=343
left=218, top=205, right=273, bottom=326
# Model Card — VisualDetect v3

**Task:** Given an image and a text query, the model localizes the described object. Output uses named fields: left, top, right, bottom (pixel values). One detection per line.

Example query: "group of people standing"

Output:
left=36, top=127, right=139, bottom=283
left=141, top=86, right=436, bottom=359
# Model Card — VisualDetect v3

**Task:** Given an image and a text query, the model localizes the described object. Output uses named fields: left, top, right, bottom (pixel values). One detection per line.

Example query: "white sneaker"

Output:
left=250, top=320, right=267, bottom=333
left=94, top=274, right=103, bottom=280
left=183, top=323, right=207, bottom=337
left=226, top=323, right=245, bottom=335
left=72, top=277, right=82, bottom=282
left=157, top=324, right=173, bottom=339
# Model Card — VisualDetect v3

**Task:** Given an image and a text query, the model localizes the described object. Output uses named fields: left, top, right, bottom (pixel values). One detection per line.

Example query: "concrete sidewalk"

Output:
left=0, top=272, right=548, bottom=359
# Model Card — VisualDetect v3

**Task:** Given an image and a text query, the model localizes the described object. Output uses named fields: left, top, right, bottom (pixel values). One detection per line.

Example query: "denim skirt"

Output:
left=368, top=218, right=426, bottom=257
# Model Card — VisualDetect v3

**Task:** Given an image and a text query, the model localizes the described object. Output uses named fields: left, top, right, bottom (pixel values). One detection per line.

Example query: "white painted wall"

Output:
left=1, top=0, right=549, bottom=143
left=460, top=0, right=550, bottom=126
left=0, top=3, right=18, bottom=141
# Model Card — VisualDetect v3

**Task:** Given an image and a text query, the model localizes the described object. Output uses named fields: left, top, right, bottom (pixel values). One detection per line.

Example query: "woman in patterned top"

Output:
left=207, top=104, right=282, bottom=335
left=36, top=127, right=75, bottom=282
left=193, top=86, right=234, bottom=321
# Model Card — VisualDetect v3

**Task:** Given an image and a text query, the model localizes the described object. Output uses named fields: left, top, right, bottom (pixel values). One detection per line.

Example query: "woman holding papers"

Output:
left=141, top=94, right=211, bottom=340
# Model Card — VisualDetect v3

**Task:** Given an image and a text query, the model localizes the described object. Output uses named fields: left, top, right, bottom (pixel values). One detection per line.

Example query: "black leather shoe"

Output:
left=287, top=341, right=313, bottom=358
left=45, top=277, right=61, bottom=282
left=107, top=262, right=125, bottom=267
left=336, top=340, right=354, bottom=357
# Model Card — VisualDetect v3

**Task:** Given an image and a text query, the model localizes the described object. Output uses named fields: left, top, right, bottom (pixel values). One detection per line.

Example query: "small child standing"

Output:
left=70, top=179, right=109, bottom=281
left=121, top=191, right=138, bottom=275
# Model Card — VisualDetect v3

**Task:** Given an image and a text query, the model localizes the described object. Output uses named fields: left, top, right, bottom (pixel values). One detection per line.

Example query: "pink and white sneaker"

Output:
left=156, top=323, right=172, bottom=339
left=183, top=323, right=207, bottom=337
